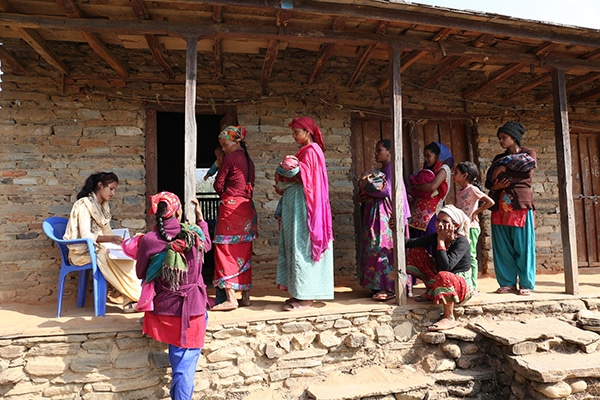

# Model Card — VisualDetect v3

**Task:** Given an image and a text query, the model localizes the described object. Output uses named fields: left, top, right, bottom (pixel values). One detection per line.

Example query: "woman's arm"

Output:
left=213, top=154, right=231, bottom=195
left=435, top=236, right=470, bottom=272
left=411, top=168, right=447, bottom=193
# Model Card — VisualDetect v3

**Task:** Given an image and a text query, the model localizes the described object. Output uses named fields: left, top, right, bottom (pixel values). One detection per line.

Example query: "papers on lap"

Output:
left=105, top=229, right=133, bottom=260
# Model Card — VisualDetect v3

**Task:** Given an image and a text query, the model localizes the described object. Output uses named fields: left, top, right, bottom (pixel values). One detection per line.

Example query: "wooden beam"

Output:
left=308, top=17, right=346, bottom=84
left=213, top=36, right=224, bottom=79
left=551, top=68, right=579, bottom=295
left=2, top=12, right=600, bottom=73
left=184, top=36, right=199, bottom=224
left=377, top=50, right=427, bottom=91
left=570, top=85, right=600, bottom=104
left=463, top=62, right=523, bottom=99
left=431, top=27, right=454, bottom=42
left=347, top=44, right=377, bottom=87
left=510, top=74, right=551, bottom=97
left=14, top=27, right=69, bottom=75
left=421, top=56, right=469, bottom=89
left=261, top=40, right=279, bottom=82
left=129, top=0, right=175, bottom=79
left=309, top=43, right=336, bottom=84
left=0, top=43, right=27, bottom=74
left=213, top=5, right=223, bottom=23
left=57, top=0, right=128, bottom=78
left=389, top=45, right=407, bottom=306
left=471, top=33, right=495, bottom=48
left=537, top=72, right=600, bottom=102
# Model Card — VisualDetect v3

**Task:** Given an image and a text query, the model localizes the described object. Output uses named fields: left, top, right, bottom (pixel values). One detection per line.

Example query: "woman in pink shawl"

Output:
left=275, top=117, right=334, bottom=311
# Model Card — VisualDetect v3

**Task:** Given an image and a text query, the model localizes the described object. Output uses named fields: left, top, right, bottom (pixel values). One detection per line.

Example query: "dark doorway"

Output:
left=156, top=112, right=224, bottom=286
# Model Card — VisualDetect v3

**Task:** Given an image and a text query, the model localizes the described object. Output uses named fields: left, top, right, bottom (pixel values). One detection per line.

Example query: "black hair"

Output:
left=155, top=201, right=175, bottom=242
left=423, top=142, right=441, bottom=170
left=240, top=141, right=252, bottom=187
left=456, top=161, right=483, bottom=190
left=76, top=172, right=119, bottom=200
left=377, top=139, right=392, bottom=151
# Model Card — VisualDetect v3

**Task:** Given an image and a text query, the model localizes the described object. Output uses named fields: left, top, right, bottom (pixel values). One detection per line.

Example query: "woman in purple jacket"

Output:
left=136, top=192, right=211, bottom=400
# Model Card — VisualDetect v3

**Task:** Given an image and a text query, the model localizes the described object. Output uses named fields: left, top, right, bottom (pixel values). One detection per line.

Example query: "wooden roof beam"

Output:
left=570, top=85, right=600, bottom=104
left=421, top=56, right=469, bottom=89
left=463, top=62, right=523, bottom=99
left=213, top=5, right=223, bottom=23
left=2, top=13, right=600, bottom=73
left=56, top=0, right=128, bottom=78
left=0, top=2, right=69, bottom=75
left=0, top=44, right=26, bottom=74
left=510, top=75, right=551, bottom=97
left=129, top=0, right=175, bottom=79
left=378, top=50, right=428, bottom=92
left=347, top=21, right=388, bottom=87
left=537, top=72, right=600, bottom=101
left=261, top=39, right=279, bottom=82
left=308, top=17, right=346, bottom=84
left=213, top=37, right=223, bottom=79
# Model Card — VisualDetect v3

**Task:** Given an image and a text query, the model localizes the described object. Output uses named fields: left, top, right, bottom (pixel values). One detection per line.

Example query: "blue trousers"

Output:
left=491, top=209, right=536, bottom=290
left=168, top=345, right=201, bottom=400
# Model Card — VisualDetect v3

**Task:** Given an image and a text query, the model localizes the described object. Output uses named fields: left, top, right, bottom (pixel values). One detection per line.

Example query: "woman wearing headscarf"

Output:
left=405, top=205, right=474, bottom=331
left=211, top=126, right=257, bottom=311
left=408, top=142, right=454, bottom=239
left=485, top=121, right=537, bottom=296
left=136, top=192, right=211, bottom=400
left=275, top=117, right=334, bottom=311
left=63, top=172, right=141, bottom=312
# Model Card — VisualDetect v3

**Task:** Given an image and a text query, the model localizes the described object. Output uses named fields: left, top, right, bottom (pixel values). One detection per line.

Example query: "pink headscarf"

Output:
left=149, top=191, right=181, bottom=218
left=218, top=125, right=247, bottom=143
left=288, top=117, right=325, bottom=150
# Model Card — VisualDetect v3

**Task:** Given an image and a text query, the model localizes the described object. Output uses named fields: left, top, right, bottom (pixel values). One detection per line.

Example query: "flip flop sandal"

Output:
left=372, top=291, right=394, bottom=301
left=495, top=286, right=517, bottom=294
left=428, top=318, right=457, bottom=331
left=518, top=288, right=531, bottom=295
left=283, top=301, right=313, bottom=311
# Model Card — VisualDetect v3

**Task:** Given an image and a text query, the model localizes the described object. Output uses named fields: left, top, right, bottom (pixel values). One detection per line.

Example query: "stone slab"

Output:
left=509, top=352, right=600, bottom=383
left=306, top=366, right=434, bottom=400
left=468, top=317, right=600, bottom=346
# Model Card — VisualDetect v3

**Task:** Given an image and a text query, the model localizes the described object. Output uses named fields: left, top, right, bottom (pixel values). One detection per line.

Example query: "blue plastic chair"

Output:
left=42, top=216, right=107, bottom=317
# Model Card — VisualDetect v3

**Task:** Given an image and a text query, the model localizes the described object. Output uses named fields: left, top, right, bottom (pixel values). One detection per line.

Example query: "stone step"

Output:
left=306, top=365, right=434, bottom=400
left=509, top=351, right=600, bottom=383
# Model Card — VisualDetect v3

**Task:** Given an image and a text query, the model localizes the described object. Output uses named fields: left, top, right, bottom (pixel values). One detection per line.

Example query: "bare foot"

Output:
left=283, top=300, right=313, bottom=311
left=428, top=317, right=457, bottom=331
left=240, top=291, right=251, bottom=307
left=211, top=300, right=238, bottom=311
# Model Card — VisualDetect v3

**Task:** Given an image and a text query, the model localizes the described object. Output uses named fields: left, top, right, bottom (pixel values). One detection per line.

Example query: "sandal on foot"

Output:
left=495, top=286, right=517, bottom=294
left=283, top=300, right=313, bottom=311
left=211, top=302, right=238, bottom=311
left=518, top=288, right=531, bottom=296
left=428, top=317, right=457, bottom=331
left=123, top=302, right=138, bottom=314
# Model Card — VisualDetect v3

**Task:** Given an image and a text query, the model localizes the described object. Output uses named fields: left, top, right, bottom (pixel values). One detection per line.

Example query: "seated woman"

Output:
left=405, top=205, right=474, bottom=331
left=63, top=172, right=141, bottom=313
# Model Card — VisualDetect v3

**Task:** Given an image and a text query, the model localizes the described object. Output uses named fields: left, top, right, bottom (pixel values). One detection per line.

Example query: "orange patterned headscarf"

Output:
left=218, top=125, right=247, bottom=143
left=149, top=191, right=181, bottom=218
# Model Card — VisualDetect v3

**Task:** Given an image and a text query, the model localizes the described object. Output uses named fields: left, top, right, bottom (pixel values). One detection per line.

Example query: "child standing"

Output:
left=453, top=161, right=495, bottom=291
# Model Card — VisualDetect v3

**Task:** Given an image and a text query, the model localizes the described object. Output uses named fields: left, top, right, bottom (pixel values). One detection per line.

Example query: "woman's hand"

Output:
left=191, top=199, right=203, bottom=221
left=357, top=190, right=369, bottom=203
left=273, top=185, right=284, bottom=196
left=437, top=221, right=456, bottom=243
left=491, top=177, right=511, bottom=191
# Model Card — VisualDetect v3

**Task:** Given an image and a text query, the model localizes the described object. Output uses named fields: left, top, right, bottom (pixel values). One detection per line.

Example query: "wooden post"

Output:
left=551, top=68, right=579, bottom=295
left=390, top=45, right=407, bottom=305
left=184, top=36, right=198, bottom=223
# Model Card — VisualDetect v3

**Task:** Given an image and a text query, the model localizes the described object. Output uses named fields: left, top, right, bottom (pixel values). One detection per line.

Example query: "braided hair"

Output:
left=77, top=172, right=119, bottom=200
left=155, top=201, right=175, bottom=242
left=239, top=141, right=253, bottom=189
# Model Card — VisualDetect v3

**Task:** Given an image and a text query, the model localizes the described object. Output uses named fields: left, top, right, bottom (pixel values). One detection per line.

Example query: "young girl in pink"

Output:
left=453, top=161, right=495, bottom=291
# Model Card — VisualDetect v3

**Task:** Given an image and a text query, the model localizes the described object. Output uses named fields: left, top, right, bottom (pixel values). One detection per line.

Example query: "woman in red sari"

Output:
left=211, top=126, right=258, bottom=311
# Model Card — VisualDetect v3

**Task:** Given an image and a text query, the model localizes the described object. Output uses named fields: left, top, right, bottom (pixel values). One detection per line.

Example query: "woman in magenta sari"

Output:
left=275, top=117, right=334, bottom=311
left=358, top=139, right=411, bottom=301
left=211, top=126, right=257, bottom=311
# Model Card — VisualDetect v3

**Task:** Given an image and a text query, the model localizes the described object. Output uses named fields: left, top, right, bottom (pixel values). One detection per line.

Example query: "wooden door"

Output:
left=571, top=133, right=600, bottom=267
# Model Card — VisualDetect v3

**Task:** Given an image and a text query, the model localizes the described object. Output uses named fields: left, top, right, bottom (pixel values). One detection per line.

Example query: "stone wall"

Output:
left=2, top=299, right=600, bottom=399
left=0, top=46, right=588, bottom=303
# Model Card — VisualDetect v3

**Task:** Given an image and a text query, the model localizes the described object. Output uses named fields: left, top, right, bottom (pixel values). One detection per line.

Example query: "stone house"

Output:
left=1, top=0, right=600, bottom=303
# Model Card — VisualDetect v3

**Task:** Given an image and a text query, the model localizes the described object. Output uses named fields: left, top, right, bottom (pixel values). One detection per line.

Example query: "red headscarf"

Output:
left=149, top=191, right=181, bottom=218
left=288, top=117, right=325, bottom=150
